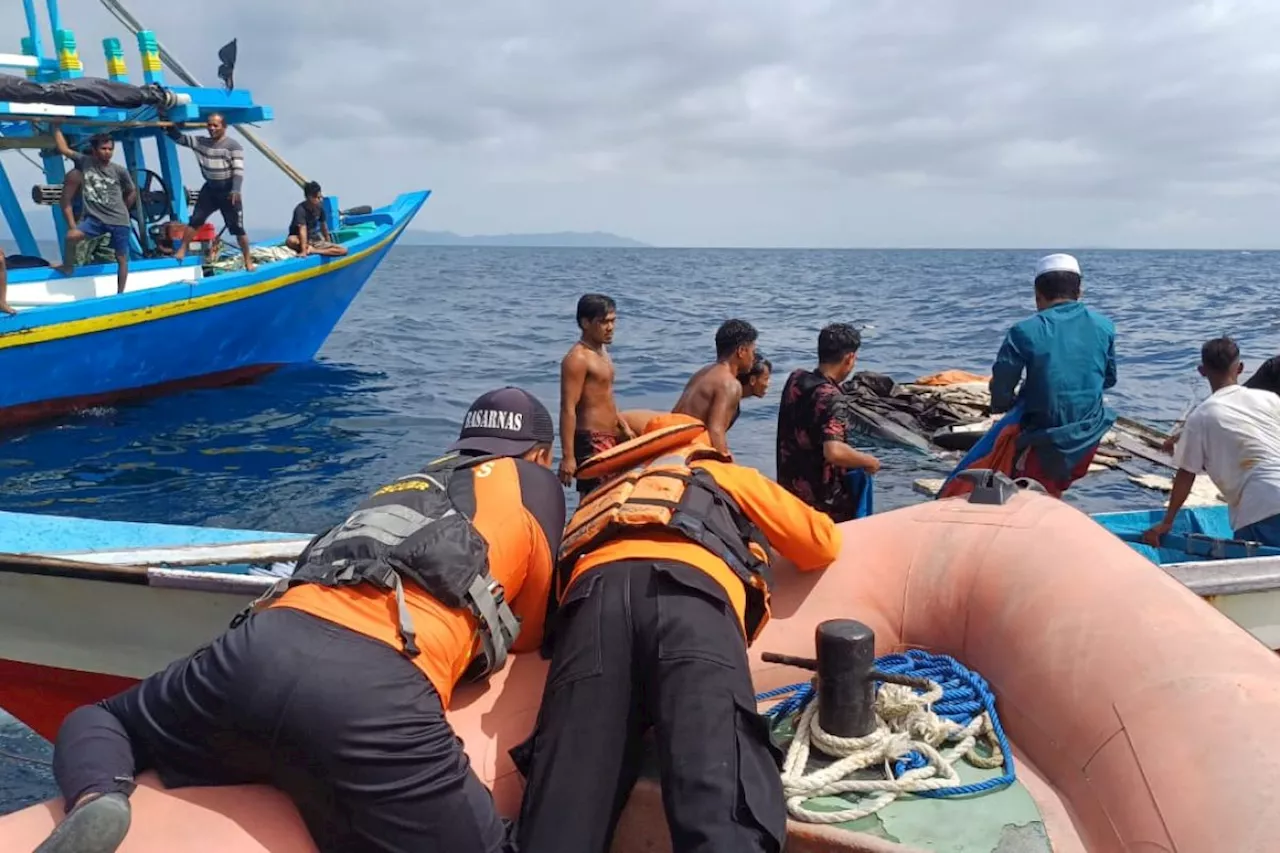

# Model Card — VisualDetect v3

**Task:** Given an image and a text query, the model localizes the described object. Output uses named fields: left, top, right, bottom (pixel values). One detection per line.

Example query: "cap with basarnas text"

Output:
left=449, top=387, right=555, bottom=457
left=1035, top=253, right=1081, bottom=279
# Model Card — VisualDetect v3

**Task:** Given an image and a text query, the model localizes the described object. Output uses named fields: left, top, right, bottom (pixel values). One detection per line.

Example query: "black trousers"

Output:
left=513, top=560, right=786, bottom=853
left=188, top=180, right=245, bottom=236
left=52, top=608, right=508, bottom=853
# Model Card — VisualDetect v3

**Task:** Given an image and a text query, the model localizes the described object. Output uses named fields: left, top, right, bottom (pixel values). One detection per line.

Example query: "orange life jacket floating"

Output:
left=559, top=424, right=774, bottom=641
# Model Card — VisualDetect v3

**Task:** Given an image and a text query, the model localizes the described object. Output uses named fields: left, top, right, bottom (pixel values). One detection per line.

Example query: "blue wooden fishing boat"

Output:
left=1094, top=503, right=1280, bottom=651
left=0, top=0, right=427, bottom=427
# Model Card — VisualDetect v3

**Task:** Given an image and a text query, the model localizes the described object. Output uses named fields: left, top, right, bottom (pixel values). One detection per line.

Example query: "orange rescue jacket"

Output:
left=559, top=414, right=841, bottom=641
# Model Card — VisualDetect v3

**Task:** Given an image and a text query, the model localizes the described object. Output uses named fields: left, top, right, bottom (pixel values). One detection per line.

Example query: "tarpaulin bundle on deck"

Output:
left=0, top=72, right=182, bottom=110
left=841, top=371, right=984, bottom=437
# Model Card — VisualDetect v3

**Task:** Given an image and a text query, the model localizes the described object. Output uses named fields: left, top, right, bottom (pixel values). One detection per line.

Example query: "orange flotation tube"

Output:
left=5, top=491, right=1280, bottom=852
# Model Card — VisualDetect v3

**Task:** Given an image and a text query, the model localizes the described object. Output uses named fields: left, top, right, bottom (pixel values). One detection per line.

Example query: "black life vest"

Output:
left=236, top=453, right=520, bottom=681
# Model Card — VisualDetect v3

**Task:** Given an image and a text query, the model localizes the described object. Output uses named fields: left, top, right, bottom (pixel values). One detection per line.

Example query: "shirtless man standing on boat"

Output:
left=671, top=318, right=759, bottom=455
left=559, top=293, right=635, bottom=494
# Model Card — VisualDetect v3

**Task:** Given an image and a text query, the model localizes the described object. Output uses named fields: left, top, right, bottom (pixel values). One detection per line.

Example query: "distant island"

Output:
left=399, top=230, right=651, bottom=248
left=8, top=216, right=650, bottom=250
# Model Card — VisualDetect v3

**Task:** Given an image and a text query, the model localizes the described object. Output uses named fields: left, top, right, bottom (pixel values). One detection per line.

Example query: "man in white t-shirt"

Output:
left=1143, top=337, right=1280, bottom=547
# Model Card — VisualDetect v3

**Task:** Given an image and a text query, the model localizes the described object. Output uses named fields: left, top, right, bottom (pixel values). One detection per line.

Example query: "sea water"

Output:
left=2, top=246, right=1277, bottom=812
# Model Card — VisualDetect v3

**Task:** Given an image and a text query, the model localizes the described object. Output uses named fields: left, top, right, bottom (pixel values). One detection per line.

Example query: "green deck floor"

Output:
left=770, top=706, right=1050, bottom=853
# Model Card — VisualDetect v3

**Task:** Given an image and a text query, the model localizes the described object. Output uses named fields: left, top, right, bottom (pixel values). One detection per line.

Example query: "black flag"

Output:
left=216, top=39, right=237, bottom=91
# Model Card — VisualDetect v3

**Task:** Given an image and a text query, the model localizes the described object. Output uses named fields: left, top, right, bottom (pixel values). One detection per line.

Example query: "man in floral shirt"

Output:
left=776, top=323, right=881, bottom=522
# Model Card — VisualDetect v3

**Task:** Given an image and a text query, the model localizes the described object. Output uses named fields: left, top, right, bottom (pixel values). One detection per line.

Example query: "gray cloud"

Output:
left=3, top=0, right=1280, bottom=246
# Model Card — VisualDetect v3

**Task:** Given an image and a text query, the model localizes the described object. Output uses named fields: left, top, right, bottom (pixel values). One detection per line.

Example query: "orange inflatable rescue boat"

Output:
left=5, top=485, right=1280, bottom=852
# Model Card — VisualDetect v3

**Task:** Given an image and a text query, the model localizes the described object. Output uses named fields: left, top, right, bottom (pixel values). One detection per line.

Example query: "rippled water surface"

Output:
left=3, top=246, right=1278, bottom=811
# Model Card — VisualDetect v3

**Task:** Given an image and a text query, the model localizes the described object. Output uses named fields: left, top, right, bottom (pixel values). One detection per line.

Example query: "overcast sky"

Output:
left=3, top=0, right=1280, bottom=248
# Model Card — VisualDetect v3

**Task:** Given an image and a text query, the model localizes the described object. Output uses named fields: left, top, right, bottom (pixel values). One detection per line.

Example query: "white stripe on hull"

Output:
left=8, top=265, right=203, bottom=309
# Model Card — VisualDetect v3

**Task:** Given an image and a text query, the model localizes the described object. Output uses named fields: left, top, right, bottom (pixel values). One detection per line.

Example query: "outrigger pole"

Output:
left=96, top=0, right=310, bottom=189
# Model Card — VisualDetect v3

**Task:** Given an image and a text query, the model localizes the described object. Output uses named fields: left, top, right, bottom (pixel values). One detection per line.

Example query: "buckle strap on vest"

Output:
left=391, top=572, right=420, bottom=657
left=468, top=574, right=520, bottom=672
left=227, top=568, right=422, bottom=658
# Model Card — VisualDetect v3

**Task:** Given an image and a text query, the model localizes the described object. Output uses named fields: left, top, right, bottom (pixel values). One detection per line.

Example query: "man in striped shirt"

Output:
left=169, top=113, right=256, bottom=271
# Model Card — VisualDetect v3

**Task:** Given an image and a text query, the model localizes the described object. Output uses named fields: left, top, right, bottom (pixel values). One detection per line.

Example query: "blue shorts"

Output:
left=79, top=216, right=132, bottom=257
left=1235, top=513, right=1280, bottom=548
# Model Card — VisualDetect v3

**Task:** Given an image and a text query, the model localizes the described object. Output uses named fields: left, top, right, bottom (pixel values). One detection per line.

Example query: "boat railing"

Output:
left=1164, top=555, right=1280, bottom=598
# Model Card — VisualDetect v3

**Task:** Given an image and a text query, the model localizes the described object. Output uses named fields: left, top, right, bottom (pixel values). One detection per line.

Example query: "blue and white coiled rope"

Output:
left=756, top=650, right=1016, bottom=823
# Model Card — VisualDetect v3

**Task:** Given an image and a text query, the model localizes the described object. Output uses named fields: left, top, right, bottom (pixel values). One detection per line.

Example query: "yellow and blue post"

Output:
left=52, top=28, right=82, bottom=78
left=105, top=37, right=149, bottom=255
left=37, top=30, right=83, bottom=254
left=138, top=29, right=186, bottom=225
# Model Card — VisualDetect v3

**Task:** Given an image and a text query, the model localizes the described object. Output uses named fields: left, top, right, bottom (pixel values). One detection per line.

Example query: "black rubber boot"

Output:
left=33, top=792, right=131, bottom=853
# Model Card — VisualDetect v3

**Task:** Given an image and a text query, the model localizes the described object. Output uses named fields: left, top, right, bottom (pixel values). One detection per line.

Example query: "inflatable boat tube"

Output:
left=4, top=491, right=1280, bottom=852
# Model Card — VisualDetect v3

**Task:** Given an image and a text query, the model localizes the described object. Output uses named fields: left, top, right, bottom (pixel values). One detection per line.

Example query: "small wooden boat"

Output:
left=4, top=487, right=1280, bottom=851
left=0, top=509, right=307, bottom=740
left=0, top=0, right=427, bottom=428
left=1095, top=504, right=1280, bottom=650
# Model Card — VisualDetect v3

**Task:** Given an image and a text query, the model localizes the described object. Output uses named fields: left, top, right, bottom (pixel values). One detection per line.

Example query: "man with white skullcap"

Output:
left=987, top=253, right=1117, bottom=496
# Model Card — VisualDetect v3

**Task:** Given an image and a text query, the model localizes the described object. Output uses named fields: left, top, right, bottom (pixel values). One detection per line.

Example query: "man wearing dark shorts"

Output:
left=51, top=126, right=135, bottom=294
left=34, top=387, right=565, bottom=853
left=558, top=294, right=635, bottom=495
left=169, top=113, right=256, bottom=271
left=286, top=181, right=349, bottom=257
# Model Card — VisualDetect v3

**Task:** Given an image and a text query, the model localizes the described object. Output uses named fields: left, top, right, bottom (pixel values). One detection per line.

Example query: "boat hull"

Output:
left=0, top=508, right=305, bottom=740
left=5, top=493, right=1280, bottom=851
left=0, top=192, right=428, bottom=428
left=0, top=570, right=263, bottom=740
left=1094, top=505, right=1280, bottom=649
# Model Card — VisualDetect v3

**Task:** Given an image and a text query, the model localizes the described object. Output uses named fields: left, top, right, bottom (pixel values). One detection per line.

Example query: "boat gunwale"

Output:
left=0, top=190, right=429, bottom=335
left=0, top=556, right=281, bottom=593
left=1162, top=554, right=1280, bottom=596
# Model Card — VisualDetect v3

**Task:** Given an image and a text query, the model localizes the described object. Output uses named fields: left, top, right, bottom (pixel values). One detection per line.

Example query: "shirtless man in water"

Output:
left=671, top=319, right=759, bottom=455
left=559, top=293, right=636, bottom=493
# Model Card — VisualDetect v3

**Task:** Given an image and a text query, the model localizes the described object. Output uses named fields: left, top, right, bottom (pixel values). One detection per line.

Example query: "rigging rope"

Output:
left=757, top=649, right=1016, bottom=824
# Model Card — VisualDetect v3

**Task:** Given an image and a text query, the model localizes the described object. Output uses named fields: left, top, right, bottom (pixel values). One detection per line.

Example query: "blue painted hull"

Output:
left=0, top=191, right=428, bottom=426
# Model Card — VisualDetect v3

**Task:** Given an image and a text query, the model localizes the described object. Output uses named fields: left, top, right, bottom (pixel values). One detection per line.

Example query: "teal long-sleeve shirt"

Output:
left=989, top=301, right=1117, bottom=479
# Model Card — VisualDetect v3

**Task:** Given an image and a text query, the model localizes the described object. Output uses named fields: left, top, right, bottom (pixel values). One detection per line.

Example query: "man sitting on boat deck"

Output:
left=167, top=113, right=257, bottom=272
left=50, top=125, right=136, bottom=294
left=985, top=253, right=1117, bottom=496
left=777, top=322, right=881, bottom=522
left=512, top=412, right=841, bottom=853
left=0, top=248, right=13, bottom=315
left=286, top=181, right=349, bottom=258
left=672, top=318, right=760, bottom=454
left=35, top=387, right=565, bottom=853
left=1143, top=337, right=1280, bottom=548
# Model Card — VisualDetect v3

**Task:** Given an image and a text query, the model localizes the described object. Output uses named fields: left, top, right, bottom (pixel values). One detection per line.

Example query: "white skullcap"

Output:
left=1035, top=253, right=1081, bottom=278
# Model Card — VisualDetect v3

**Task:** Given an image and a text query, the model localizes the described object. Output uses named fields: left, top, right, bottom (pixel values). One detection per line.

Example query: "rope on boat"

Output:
left=756, top=650, right=1016, bottom=824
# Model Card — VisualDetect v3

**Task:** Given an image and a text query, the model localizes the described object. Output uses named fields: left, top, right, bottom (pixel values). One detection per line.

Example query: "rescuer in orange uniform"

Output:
left=513, top=412, right=842, bottom=853
left=37, top=388, right=565, bottom=853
